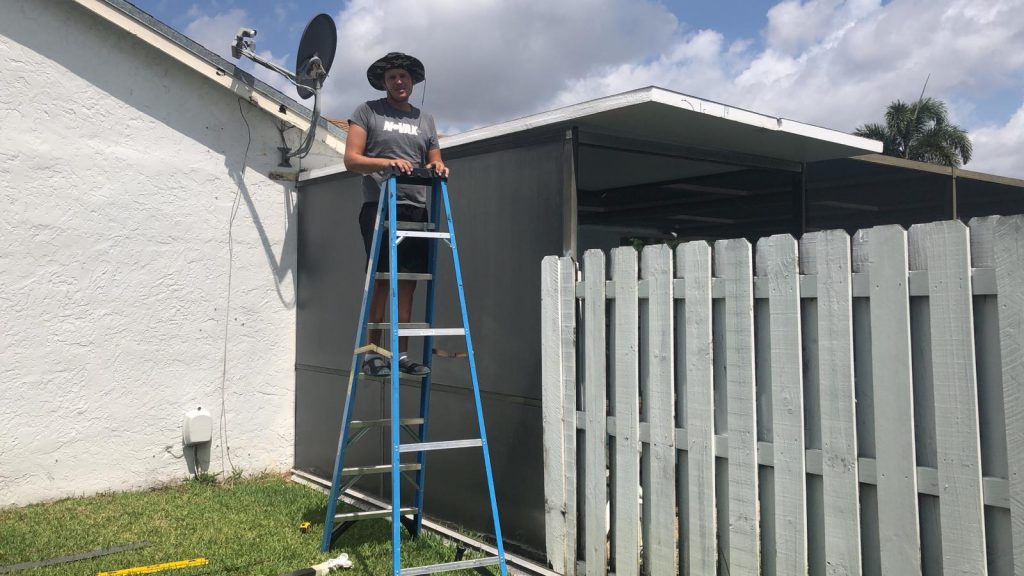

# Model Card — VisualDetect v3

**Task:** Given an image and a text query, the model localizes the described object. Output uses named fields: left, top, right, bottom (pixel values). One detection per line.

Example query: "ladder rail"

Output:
left=320, top=185, right=388, bottom=553
left=388, top=177, right=404, bottom=576
left=413, top=179, right=442, bottom=537
left=440, top=182, right=509, bottom=575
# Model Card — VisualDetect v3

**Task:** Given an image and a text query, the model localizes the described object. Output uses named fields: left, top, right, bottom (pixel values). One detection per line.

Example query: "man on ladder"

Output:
left=344, top=51, right=448, bottom=377
left=326, top=52, right=508, bottom=575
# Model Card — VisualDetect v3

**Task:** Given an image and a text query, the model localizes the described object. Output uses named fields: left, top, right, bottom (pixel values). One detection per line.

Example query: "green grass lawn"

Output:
left=0, top=473, right=494, bottom=575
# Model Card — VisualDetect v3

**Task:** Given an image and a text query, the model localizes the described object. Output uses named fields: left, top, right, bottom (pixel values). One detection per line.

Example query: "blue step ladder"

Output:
left=321, top=169, right=508, bottom=576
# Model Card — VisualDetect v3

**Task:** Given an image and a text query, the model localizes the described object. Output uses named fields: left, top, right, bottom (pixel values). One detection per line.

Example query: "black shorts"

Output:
left=359, top=202, right=430, bottom=274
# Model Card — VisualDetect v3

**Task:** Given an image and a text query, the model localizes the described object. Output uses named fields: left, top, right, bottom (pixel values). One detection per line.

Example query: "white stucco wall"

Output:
left=0, top=0, right=340, bottom=506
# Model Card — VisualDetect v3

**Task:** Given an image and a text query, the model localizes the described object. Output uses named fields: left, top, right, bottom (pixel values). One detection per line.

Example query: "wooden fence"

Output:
left=541, top=217, right=1024, bottom=575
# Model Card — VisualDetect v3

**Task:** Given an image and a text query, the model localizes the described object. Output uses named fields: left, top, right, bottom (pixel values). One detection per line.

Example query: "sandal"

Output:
left=398, top=357, right=431, bottom=376
left=362, top=356, right=391, bottom=377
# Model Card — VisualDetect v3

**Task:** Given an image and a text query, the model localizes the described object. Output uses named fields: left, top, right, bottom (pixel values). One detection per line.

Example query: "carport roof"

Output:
left=442, top=86, right=881, bottom=162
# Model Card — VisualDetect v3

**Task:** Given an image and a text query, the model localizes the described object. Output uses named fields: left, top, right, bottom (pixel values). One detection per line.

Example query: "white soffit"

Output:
left=442, top=86, right=882, bottom=163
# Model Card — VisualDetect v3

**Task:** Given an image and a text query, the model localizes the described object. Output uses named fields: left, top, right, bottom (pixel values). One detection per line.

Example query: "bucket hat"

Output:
left=367, top=52, right=425, bottom=90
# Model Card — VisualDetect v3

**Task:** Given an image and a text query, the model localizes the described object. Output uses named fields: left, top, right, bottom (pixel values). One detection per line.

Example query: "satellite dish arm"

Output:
left=232, top=29, right=301, bottom=86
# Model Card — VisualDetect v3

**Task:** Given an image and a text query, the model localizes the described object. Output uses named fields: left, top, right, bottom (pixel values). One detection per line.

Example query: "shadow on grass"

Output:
left=301, top=504, right=328, bottom=526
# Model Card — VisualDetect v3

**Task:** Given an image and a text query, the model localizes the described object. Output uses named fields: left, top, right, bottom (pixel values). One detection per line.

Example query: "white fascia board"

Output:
left=648, top=88, right=883, bottom=153
left=300, top=164, right=351, bottom=182
left=440, top=86, right=882, bottom=154
left=777, top=119, right=882, bottom=152
left=649, top=88, right=780, bottom=131
left=73, top=0, right=345, bottom=155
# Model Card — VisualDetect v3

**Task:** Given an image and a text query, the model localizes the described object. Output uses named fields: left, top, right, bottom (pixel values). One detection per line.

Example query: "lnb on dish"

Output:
left=230, top=15, right=337, bottom=167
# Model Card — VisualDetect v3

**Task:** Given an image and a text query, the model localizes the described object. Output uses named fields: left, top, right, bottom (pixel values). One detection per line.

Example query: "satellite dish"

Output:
left=295, top=14, right=337, bottom=100
left=230, top=14, right=338, bottom=166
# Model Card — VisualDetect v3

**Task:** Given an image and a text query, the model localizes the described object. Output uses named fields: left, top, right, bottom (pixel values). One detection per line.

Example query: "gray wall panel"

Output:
left=295, top=137, right=567, bottom=556
left=295, top=173, right=368, bottom=371
left=429, top=139, right=567, bottom=398
left=294, top=367, right=387, bottom=483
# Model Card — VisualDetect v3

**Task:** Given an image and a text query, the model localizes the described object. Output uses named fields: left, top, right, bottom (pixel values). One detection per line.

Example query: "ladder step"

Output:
left=351, top=418, right=424, bottom=430
left=335, top=506, right=417, bottom=522
left=399, top=439, right=483, bottom=453
left=384, top=221, right=437, bottom=231
left=365, top=323, right=466, bottom=337
left=341, top=464, right=421, bottom=477
left=401, top=328, right=465, bottom=337
left=400, top=557, right=502, bottom=576
left=396, top=231, right=450, bottom=240
left=367, top=322, right=429, bottom=330
left=375, top=273, right=433, bottom=281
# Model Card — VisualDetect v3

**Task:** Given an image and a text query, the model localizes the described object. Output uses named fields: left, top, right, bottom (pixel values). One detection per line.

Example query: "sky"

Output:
left=135, top=0, right=1024, bottom=178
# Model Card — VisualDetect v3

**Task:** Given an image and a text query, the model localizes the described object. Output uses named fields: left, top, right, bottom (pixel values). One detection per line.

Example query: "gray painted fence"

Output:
left=541, top=216, right=1024, bottom=576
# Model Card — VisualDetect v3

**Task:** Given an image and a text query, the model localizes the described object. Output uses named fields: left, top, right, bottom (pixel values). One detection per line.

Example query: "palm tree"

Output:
left=854, top=97, right=973, bottom=168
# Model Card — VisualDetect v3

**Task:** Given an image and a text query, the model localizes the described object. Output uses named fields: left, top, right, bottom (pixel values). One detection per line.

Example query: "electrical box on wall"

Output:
left=183, top=407, right=212, bottom=446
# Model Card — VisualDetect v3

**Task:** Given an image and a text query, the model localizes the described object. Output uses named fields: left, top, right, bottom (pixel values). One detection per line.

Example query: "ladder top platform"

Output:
left=390, top=167, right=447, bottom=187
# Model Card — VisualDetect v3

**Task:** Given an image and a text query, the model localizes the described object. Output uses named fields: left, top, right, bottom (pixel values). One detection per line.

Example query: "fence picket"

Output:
left=812, top=230, right=862, bottom=575
left=716, top=238, right=760, bottom=574
left=864, top=225, right=922, bottom=575
left=611, top=247, right=641, bottom=576
left=541, top=256, right=576, bottom=575
left=759, top=234, right=807, bottom=574
left=994, top=215, right=1024, bottom=575
left=641, top=245, right=677, bottom=575
left=911, top=221, right=988, bottom=574
left=682, top=241, right=716, bottom=576
left=583, top=250, right=608, bottom=576
left=968, top=217, right=1012, bottom=576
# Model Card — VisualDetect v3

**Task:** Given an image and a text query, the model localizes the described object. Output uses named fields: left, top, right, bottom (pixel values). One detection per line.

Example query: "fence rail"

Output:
left=541, top=217, right=1024, bottom=575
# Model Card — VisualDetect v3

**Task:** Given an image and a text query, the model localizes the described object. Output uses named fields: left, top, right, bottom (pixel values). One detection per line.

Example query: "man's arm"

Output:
left=344, top=122, right=414, bottom=174
left=425, top=148, right=449, bottom=178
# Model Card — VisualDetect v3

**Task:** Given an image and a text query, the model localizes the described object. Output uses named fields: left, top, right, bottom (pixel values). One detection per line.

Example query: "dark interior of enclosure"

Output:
left=576, top=145, right=1024, bottom=249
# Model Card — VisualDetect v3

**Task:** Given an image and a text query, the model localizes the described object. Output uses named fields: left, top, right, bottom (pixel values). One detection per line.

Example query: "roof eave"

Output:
left=441, top=86, right=883, bottom=155
left=76, top=0, right=346, bottom=153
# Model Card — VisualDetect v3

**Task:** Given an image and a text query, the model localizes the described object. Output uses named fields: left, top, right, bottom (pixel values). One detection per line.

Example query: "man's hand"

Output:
left=383, top=158, right=415, bottom=174
left=426, top=160, right=449, bottom=178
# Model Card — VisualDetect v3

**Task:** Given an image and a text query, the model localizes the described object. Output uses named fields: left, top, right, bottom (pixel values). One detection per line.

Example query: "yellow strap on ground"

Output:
left=97, top=557, right=208, bottom=576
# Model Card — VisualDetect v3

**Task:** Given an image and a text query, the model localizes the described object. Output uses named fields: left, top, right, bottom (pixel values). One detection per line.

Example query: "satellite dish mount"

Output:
left=231, top=14, right=337, bottom=167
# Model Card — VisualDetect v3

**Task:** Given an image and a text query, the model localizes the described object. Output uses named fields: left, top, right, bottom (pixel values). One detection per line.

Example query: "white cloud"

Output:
left=764, top=0, right=879, bottom=56
left=548, top=0, right=1024, bottom=132
left=320, top=0, right=678, bottom=127
left=967, top=101, right=1024, bottom=178
left=184, top=8, right=248, bottom=62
